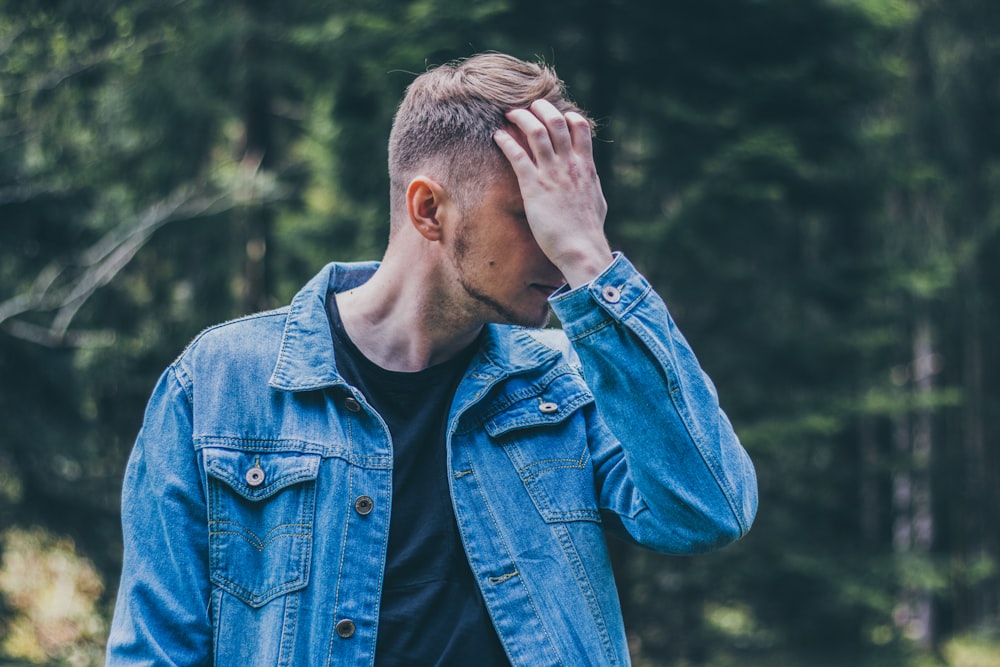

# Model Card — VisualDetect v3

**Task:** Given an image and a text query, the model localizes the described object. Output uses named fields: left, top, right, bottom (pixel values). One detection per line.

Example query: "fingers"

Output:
left=493, top=127, right=534, bottom=178
left=529, top=99, right=574, bottom=156
left=503, top=99, right=588, bottom=163
left=492, top=100, right=609, bottom=287
left=565, top=110, right=594, bottom=156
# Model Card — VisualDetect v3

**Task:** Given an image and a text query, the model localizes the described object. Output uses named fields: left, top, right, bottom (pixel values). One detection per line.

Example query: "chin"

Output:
left=531, top=308, right=553, bottom=328
left=509, top=306, right=552, bottom=329
left=459, top=279, right=552, bottom=328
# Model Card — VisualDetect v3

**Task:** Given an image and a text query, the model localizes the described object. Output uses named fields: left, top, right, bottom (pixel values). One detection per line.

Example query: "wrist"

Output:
left=557, top=242, right=615, bottom=289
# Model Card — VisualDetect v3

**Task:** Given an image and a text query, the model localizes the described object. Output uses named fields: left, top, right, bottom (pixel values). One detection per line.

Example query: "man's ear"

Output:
left=406, top=176, right=450, bottom=242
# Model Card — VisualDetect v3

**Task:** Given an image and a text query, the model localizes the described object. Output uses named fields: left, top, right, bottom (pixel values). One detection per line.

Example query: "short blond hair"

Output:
left=387, top=52, right=593, bottom=228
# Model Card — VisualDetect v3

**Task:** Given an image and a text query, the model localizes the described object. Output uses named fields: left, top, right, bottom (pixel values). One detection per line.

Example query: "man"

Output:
left=107, top=52, right=757, bottom=666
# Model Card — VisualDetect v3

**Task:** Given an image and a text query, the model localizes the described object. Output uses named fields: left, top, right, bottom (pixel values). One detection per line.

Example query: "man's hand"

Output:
left=494, top=99, right=614, bottom=289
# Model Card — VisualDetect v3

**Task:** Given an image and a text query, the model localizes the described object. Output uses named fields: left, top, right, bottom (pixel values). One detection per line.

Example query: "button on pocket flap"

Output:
left=204, top=449, right=321, bottom=501
left=205, top=447, right=319, bottom=607
left=484, top=373, right=593, bottom=438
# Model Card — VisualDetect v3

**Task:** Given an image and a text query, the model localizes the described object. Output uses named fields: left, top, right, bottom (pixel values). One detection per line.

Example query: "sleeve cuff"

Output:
left=549, top=253, right=652, bottom=339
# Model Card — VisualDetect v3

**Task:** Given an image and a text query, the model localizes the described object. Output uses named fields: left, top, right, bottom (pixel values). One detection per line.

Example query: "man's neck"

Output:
left=335, top=248, right=483, bottom=373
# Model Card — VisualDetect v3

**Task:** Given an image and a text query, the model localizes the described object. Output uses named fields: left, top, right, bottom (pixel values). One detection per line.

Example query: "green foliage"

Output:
left=2, top=0, right=999, bottom=664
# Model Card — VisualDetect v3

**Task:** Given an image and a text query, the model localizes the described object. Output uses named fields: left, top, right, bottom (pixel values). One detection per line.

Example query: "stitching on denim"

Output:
left=205, top=443, right=318, bottom=607
left=369, top=478, right=391, bottom=665
left=518, top=450, right=588, bottom=470
left=277, top=585, right=298, bottom=666
left=637, top=325, right=742, bottom=521
left=209, top=519, right=312, bottom=549
left=517, top=442, right=590, bottom=479
left=208, top=475, right=219, bottom=573
left=281, top=478, right=314, bottom=662
left=196, top=439, right=392, bottom=469
left=208, top=528, right=312, bottom=552
left=177, top=306, right=287, bottom=362
left=198, top=436, right=312, bottom=445
left=345, top=416, right=353, bottom=460
left=566, top=317, right=615, bottom=342
left=206, top=468, right=318, bottom=501
left=486, top=391, right=592, bottom=435
left=208, top=493, right=313, bottom=607
left=210, top=519, right=311, bottom=534
left=521, top=462, right=589, bottom=482
left=450, top=367, right=517, bottom=435
left=477, top=367, right=578, bottom=420
left=552, top=522, right=619, bottom=665
left=618, top=283, right=651, bottom=318
left=299, top=475, right=317, bottom=584
left=450, top=442, right=563, bottom=665
left=270, top=301, right=304, bottom=387
left=588, top=280, right=651, bottom=325
left=505, top=439, right=600, bottom=524
left=508, top=439, right=552, bottom=514
left=327, top=465, right=353, bottom=665
left=210, top=588, right=223, bottom=655
left=630, top=319, right=748, bottom=533
left=452, top=366, right=579, bottom=436
left=211, top=572, right=306, bottom=608
left=540, top=509, right=601, bottom=522
left=169, top=363, right=195, bottom=405
left=195, top=307, right=288, bottom=343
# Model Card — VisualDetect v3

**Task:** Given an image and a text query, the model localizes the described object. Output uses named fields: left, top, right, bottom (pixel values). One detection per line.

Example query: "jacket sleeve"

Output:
left=106, top=366, right=212, bottom=666
left=549, top=253, right=758, bottom=554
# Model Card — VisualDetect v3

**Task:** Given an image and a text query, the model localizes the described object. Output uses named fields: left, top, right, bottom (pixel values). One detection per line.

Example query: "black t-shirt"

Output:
left=327, top=293, right=510, bottom=666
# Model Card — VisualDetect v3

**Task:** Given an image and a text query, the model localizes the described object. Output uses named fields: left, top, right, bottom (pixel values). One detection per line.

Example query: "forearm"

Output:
left=550, top=254, right=758, bottom=553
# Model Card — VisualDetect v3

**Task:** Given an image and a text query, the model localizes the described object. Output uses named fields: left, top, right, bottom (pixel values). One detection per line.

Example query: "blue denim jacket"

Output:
left=107, top=254, right=757, bottom=666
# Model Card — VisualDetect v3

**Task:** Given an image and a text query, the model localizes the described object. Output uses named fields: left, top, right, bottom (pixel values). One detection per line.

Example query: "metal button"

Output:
left=345, top=396, right=362, bottom=413
left=354, top=495, right=374, bottom=515
left=601, top=285, right=622, bottom=304
left=335, top=618, right=356, bottom=638
left=538, top=401, right=558, bottom=414
left=245, top=465, right=265, bottom=487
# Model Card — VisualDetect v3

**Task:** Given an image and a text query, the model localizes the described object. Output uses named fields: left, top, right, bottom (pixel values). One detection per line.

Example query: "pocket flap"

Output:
left=483, top=373, right=593, bottom=438
left=204, top=448, right=321, bottom=501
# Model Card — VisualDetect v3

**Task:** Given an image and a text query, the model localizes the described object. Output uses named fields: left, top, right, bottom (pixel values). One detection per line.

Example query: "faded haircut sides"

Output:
left=386, top=52, right=594, bottom=232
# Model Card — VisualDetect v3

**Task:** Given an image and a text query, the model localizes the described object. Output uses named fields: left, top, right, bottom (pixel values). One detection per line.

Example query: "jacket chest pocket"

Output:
left=203, top=447, right=321, bottom=607
left=483, top=373, right=601, bottom=524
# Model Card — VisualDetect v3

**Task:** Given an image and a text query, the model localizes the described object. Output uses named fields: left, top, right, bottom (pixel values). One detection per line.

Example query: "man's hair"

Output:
left=387, top=52, right=594, bottom=230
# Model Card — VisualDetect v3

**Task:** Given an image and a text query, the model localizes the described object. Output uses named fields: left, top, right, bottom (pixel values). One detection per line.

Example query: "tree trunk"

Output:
left=892, top=318, right=936, bottom=648
left=237, top=5, right=273, bottom=314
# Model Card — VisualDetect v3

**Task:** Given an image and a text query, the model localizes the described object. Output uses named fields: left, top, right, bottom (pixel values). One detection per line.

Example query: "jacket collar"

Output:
left=268, top=261, right=377, bottom=392
left=268, top=261, right=562, bottom=392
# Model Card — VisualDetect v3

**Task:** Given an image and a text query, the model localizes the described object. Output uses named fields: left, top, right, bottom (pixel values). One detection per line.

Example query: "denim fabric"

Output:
left=106, top=254, right=758, bottom=666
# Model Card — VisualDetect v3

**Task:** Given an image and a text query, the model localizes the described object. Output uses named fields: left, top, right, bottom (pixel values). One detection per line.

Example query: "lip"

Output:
left=531, top=283, right=563, bottom=297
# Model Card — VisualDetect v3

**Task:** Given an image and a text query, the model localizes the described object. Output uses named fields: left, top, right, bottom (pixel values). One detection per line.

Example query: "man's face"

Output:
left=447, top=168, right=566, bottom=328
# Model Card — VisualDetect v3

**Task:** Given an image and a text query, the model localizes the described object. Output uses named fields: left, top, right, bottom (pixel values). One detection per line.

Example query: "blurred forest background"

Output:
left=1, top=0, right=999, bottom=665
